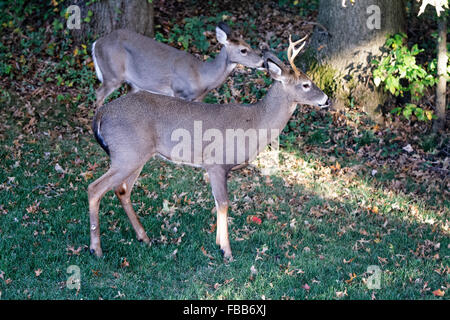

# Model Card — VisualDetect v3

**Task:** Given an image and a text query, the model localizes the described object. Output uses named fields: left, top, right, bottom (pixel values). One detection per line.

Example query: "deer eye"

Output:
left=302, top=82, right=311, bottom=90
left=240, top=48, right=248, bottom=55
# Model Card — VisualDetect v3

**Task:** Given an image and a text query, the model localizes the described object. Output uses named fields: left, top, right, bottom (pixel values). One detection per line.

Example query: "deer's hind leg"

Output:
left=93, top=43, right=126, bottom=107
left=95, top=78, right=122, bottom=107
left=114, top=165, right=150, bottom=244
left=88, top=164, right=143, bottom=257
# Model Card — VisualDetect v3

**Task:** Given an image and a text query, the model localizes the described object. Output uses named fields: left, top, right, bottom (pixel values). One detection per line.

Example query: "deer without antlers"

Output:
left=88, top=35, right=330, bottom=260
left=92, top=23, right=264, bottom=106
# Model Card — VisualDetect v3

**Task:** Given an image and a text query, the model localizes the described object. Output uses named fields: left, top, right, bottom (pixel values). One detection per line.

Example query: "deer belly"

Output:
left=127, top=82, right=174, bottom=97
left=156, top=153, right=203, bottom=168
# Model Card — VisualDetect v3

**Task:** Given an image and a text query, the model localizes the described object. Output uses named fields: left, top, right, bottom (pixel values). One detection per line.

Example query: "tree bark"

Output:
left=312, top=0, right=406, bottom=123
left=70, top=0, right=154, bottom=41
left=433, top=15, right=447, bottom=132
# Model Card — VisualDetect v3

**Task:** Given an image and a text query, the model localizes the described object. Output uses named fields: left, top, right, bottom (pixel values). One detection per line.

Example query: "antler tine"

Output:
left=287, top=34, right=308, bottom=74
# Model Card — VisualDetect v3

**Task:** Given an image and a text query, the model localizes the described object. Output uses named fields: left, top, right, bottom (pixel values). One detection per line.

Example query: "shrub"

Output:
left=372, top=33, right=439, bottom=121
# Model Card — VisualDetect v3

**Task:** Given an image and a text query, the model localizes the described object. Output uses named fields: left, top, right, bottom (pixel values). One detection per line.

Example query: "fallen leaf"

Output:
left=370, top=206, right=379, bottom=214
left=250, top=265, right=258, bottom=276
left=54, top=163, right=65, bottom=173
left=80, top=170, right=93, bottom=181
left=336, top=289, right=348, bottom=298
left=432, top=289, right=445, bottom=297
left=402, top=144, right=413, bottom=153
left=345, top=273, right=357, bottom=284
left=378, top=256, right=388, bottom=265
left=91, top=269, right=101, bottom=277
left=121, top=258, right=130, bottom=268
left=247, top=215, right=262, bottom=225
left=26, top=201, right=40, bottom=214
left=343, top=258, right=354, bottom=264
left=67, top=245, right=82, bottom=256
left=201, top=246, right=214, bottom=260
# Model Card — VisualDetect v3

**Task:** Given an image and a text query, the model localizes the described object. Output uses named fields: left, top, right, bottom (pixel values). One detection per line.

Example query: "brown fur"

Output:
left=88, top=50, right=329, bottom=261
left=93, top=27, right=263, bottom=105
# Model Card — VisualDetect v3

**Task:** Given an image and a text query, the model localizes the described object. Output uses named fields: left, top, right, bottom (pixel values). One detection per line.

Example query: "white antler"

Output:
left=287, top=34, right=308, bottom=75
left=418, top=0, right=449, bottom=16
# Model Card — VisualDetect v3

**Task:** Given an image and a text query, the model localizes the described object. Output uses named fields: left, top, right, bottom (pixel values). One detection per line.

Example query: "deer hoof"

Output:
left=138, top=235, right=151, bottom=245
left=219, top=249, right=233, bottom=262
left=89, top=247, right=103, bottom=257
left=224, top=254, right=234, bottom=263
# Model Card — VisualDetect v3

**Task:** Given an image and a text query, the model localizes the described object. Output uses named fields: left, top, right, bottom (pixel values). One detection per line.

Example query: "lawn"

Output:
left=0, top=90, right=448, bottom=299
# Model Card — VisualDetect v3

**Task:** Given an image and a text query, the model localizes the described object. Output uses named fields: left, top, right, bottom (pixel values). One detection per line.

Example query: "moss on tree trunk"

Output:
left=311, top=0, right=406, bottom=123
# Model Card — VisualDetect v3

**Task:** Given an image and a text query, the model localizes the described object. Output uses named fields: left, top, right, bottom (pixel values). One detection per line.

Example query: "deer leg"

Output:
left=208, top=167, right=233, bottom=261
left=193, top=91, right=207, bottom=103
left=130, top=84, right=140, bottom=93
left=95, top=79, right=122, bottom=107
left=114, top=166, right=150, bottom=244
left=88, top=166, right=139, bottom=256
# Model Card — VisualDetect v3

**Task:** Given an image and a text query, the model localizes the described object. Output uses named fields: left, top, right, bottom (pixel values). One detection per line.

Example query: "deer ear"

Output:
left=267, top=60, right=284, bottom=82
left=216, top=25, right=228, bottom=45
left=217, top=22, right=231, bottom=36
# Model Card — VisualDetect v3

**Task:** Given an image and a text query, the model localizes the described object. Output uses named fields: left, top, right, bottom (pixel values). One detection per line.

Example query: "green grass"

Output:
left=0, top=92, right=448, bottom=300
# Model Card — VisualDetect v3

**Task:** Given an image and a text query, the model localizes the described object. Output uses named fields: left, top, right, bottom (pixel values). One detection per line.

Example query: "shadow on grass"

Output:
left=0, top=92, right=447, bottom=300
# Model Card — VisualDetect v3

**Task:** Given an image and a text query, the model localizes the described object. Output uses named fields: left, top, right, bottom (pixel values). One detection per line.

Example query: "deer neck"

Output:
left=256, top=81, right=297, bottom=130
left=199, top=47, right=236, bottom=91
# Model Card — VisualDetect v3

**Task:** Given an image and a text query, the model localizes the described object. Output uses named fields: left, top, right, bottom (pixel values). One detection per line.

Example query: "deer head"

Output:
left=216, top=22, right=264, bottom=68
left=264, top=35, right=330, bottom=108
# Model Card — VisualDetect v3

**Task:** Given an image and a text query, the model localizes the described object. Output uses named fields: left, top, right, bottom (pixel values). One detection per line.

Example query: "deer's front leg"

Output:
left=208, top=167, right=233, bottom=261
left=193, top=91, right=208, bottom=103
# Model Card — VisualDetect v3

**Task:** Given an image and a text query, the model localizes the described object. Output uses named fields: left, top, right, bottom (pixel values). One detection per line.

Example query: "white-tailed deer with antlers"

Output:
left=88, top=35, right=330, bottom=260
left=92, top=23, right=264, bottom=105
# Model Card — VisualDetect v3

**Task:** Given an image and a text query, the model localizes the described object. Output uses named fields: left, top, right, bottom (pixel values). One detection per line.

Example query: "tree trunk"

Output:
left=70, top=0, right=154, bottom=41
left=312, top=0, right=406, bottom=123
left=433, top=15, right=447, bottom=132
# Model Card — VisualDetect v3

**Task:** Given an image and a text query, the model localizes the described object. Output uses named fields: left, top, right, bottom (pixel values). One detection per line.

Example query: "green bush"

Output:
left=372, top=33, right=439, bottom=121
left=156, top=14, right=229, bottom=54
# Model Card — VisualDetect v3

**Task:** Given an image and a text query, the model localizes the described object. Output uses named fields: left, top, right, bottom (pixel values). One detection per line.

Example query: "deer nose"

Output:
left=318, top=96, right=331, bottom=109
